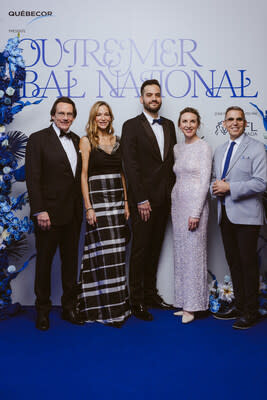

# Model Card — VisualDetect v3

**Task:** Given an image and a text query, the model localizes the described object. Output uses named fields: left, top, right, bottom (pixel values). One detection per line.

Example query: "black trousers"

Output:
left=220, top=206, right=260, bottom=315
left=129, top=204, right=169, bottom=305
left=34, top=218, right=81, bottom=313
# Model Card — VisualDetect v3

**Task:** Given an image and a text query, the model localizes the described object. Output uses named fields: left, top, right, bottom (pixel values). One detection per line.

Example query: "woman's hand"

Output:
left=188, top=216, right=200, bottom=231
left=124, top=202, right=130, bottom=220
left=86, top=209, right=97, bottom=225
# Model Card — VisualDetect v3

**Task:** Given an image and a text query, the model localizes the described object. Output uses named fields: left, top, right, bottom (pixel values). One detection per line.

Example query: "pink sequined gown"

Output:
left=171, top=139, right=212, bottom=311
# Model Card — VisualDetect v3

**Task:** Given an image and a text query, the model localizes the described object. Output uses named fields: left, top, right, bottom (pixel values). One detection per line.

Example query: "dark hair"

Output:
left=50, top=97, right=77, bottom=121
left=178, top=107, right=201, bottom=127
left=225, top=106, right=246, bottom=121
left=140, top=79, right=161, bottom=96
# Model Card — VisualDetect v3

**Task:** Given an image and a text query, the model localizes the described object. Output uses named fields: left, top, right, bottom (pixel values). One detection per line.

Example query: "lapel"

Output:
left=69, top=131, right=81, bottom=180
left=47, top=125, right=79, bottom=179
left=140, top=113, right=161, bottom=160
left=140, top=113, right=169, bottom=161
left=162, top=118, right=170, bottom=160
left=226, top=134, right=249, bottom=176
left=218, top=142, right=228, bottom=177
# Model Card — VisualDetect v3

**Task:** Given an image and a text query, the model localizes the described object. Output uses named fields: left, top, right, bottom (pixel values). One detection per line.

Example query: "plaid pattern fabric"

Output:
left=78, top=173, right=130, bottom=324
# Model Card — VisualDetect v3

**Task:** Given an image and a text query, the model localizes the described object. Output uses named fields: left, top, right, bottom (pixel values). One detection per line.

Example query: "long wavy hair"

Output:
left=86, top=101, right=114, bottom=148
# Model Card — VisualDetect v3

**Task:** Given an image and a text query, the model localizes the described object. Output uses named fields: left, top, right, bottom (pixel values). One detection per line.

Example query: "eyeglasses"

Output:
left=56, top=112, right=74, bottom=118
left=225, top=117, right=244, bottom=123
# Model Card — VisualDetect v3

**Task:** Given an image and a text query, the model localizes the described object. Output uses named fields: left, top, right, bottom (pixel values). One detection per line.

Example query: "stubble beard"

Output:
left=144, top=102, right=161, bottom=115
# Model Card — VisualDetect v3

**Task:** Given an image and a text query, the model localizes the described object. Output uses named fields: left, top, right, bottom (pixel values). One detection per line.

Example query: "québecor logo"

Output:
left=8, top=11, right=52, bottom=17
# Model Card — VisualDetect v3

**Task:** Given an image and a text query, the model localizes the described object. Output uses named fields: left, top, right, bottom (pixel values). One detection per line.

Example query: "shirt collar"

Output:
left=143, top=110, right=161, bottom=125
left=52, top=122, right=70, bottom=137
left=228, top=133, right=244, bottom=146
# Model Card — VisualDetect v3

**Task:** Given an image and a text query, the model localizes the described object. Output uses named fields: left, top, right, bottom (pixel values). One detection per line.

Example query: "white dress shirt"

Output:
left=143, top=111, right=164, bottom=160
left=221, top=133, right=244, bottom=176
left=53, top=123, right=77, bottom=176
left=137, top=111, right=164, bottom=205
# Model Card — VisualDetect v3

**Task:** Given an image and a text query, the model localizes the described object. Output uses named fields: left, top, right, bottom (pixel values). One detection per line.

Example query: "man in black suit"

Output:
left=25, top=97, right=83, bottom=330
left=121, top=79, right=177, bottom=321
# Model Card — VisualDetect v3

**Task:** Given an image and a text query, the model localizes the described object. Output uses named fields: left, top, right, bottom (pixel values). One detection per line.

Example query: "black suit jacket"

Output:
left=121, top=113, right=177, bottom=207
left=25, top=125, right=83, bottom=226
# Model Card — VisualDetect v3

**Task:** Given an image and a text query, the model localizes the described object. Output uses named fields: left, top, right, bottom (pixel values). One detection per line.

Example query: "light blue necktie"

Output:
left=221, top=141, right=236, bottom=179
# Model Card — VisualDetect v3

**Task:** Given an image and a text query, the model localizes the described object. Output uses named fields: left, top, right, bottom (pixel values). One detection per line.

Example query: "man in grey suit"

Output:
left=211, top=106, right=267, bottom=329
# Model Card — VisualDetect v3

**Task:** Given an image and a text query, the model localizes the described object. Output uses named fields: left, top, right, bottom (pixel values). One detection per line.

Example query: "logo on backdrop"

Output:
left=11, top=36, right=260, bottom=101
left=250, top=103, right=267, bottom=139
left=8, top=11, right=52, bottom=17
left=8, top=10, right=53, bottom=25
left=214, top=111, right=258, bottom=137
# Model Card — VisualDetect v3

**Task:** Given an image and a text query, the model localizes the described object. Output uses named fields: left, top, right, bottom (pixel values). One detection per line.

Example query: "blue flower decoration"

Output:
left=210, top=299, right=220, bottom=313
left=0, top=36, right=40, bottom=317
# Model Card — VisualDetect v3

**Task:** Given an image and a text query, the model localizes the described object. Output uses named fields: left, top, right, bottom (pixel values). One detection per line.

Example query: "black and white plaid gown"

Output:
left=78, top=140, right=130, bottom=324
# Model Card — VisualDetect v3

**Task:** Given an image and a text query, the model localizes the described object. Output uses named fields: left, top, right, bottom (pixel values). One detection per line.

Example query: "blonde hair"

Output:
left=86, top=101, right=114, bottom=147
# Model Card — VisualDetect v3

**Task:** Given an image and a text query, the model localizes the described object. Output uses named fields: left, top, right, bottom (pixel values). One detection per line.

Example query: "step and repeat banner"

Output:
left=2, top=0, right=267, bottom=304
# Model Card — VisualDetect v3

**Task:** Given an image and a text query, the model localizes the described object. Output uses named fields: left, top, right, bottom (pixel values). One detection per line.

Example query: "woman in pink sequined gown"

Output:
left=171, top=108, right=212, bottom=324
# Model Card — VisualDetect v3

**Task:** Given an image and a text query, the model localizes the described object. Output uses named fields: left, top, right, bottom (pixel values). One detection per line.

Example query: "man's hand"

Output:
left=212, top=179, right=230, bottom=196
left=137, top=201, right=152, bottom=222
left=37, top=211, right=51, bottom=230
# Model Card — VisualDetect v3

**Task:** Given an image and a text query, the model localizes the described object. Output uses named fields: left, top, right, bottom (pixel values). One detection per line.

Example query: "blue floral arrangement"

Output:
left=258, top=145, right=267, bottom=314
left=209, top=268, right=267, bottom=316
left=209, top=273, right=234, bottom=313
left=209, top=272, right=267, bottom=315
left=258, top=274, right=267, bottom=314
left=0, top=37, right=40, bottom=125
left=0, top=36, right=41, bottom=319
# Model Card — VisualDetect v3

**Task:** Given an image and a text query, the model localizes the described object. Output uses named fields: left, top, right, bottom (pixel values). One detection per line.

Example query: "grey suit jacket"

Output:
left=211, top=134, right=267, bottom=225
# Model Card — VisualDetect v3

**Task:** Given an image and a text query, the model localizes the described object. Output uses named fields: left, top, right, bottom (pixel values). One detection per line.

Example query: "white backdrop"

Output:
left=1, top=0, right=267, bottom=305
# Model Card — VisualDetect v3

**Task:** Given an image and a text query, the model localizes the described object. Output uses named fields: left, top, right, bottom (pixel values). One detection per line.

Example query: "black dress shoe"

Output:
left=132, top=305, right=153, bottom=321
left=36, top=311, right=49, bottom=331
left=213, top=307, right=240, bottom=320
left=145, top=294, right=174, bottom=310
left=62, top=309, right=84, bottom=325
left=232, top=313, right=260, bottom=330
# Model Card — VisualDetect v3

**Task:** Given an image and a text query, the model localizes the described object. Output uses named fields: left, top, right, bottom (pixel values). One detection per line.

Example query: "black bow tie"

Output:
left=60, top=130, right=71, bottom=139
left=152, top=118, right=163, bottom=125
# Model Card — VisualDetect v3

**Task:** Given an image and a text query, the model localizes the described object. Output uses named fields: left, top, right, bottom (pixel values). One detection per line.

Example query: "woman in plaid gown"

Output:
left=78, top=101, right=130, bottom=327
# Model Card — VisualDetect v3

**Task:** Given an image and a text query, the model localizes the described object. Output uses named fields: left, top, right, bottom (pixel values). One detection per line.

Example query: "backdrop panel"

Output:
left=1, top=0, right=266, bottom=304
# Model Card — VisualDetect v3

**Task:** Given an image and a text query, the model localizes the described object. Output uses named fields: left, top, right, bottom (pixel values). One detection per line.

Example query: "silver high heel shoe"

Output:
left=182, top=313, right=194, bottom=324
left=173, top=310, right=183, bottom=316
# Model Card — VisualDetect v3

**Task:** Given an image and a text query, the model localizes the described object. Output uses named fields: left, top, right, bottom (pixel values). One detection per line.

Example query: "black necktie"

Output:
left=60, top=130, right=71, bottom=139
left=152, top=118, right=163, bottom=125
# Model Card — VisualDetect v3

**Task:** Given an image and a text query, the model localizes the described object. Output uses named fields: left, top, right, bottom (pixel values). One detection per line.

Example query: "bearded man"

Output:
left=121, top=80, right=177, bottom=320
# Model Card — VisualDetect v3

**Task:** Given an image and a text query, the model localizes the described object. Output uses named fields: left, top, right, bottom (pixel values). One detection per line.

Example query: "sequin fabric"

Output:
left=171, top=139, right=212, bottom=311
